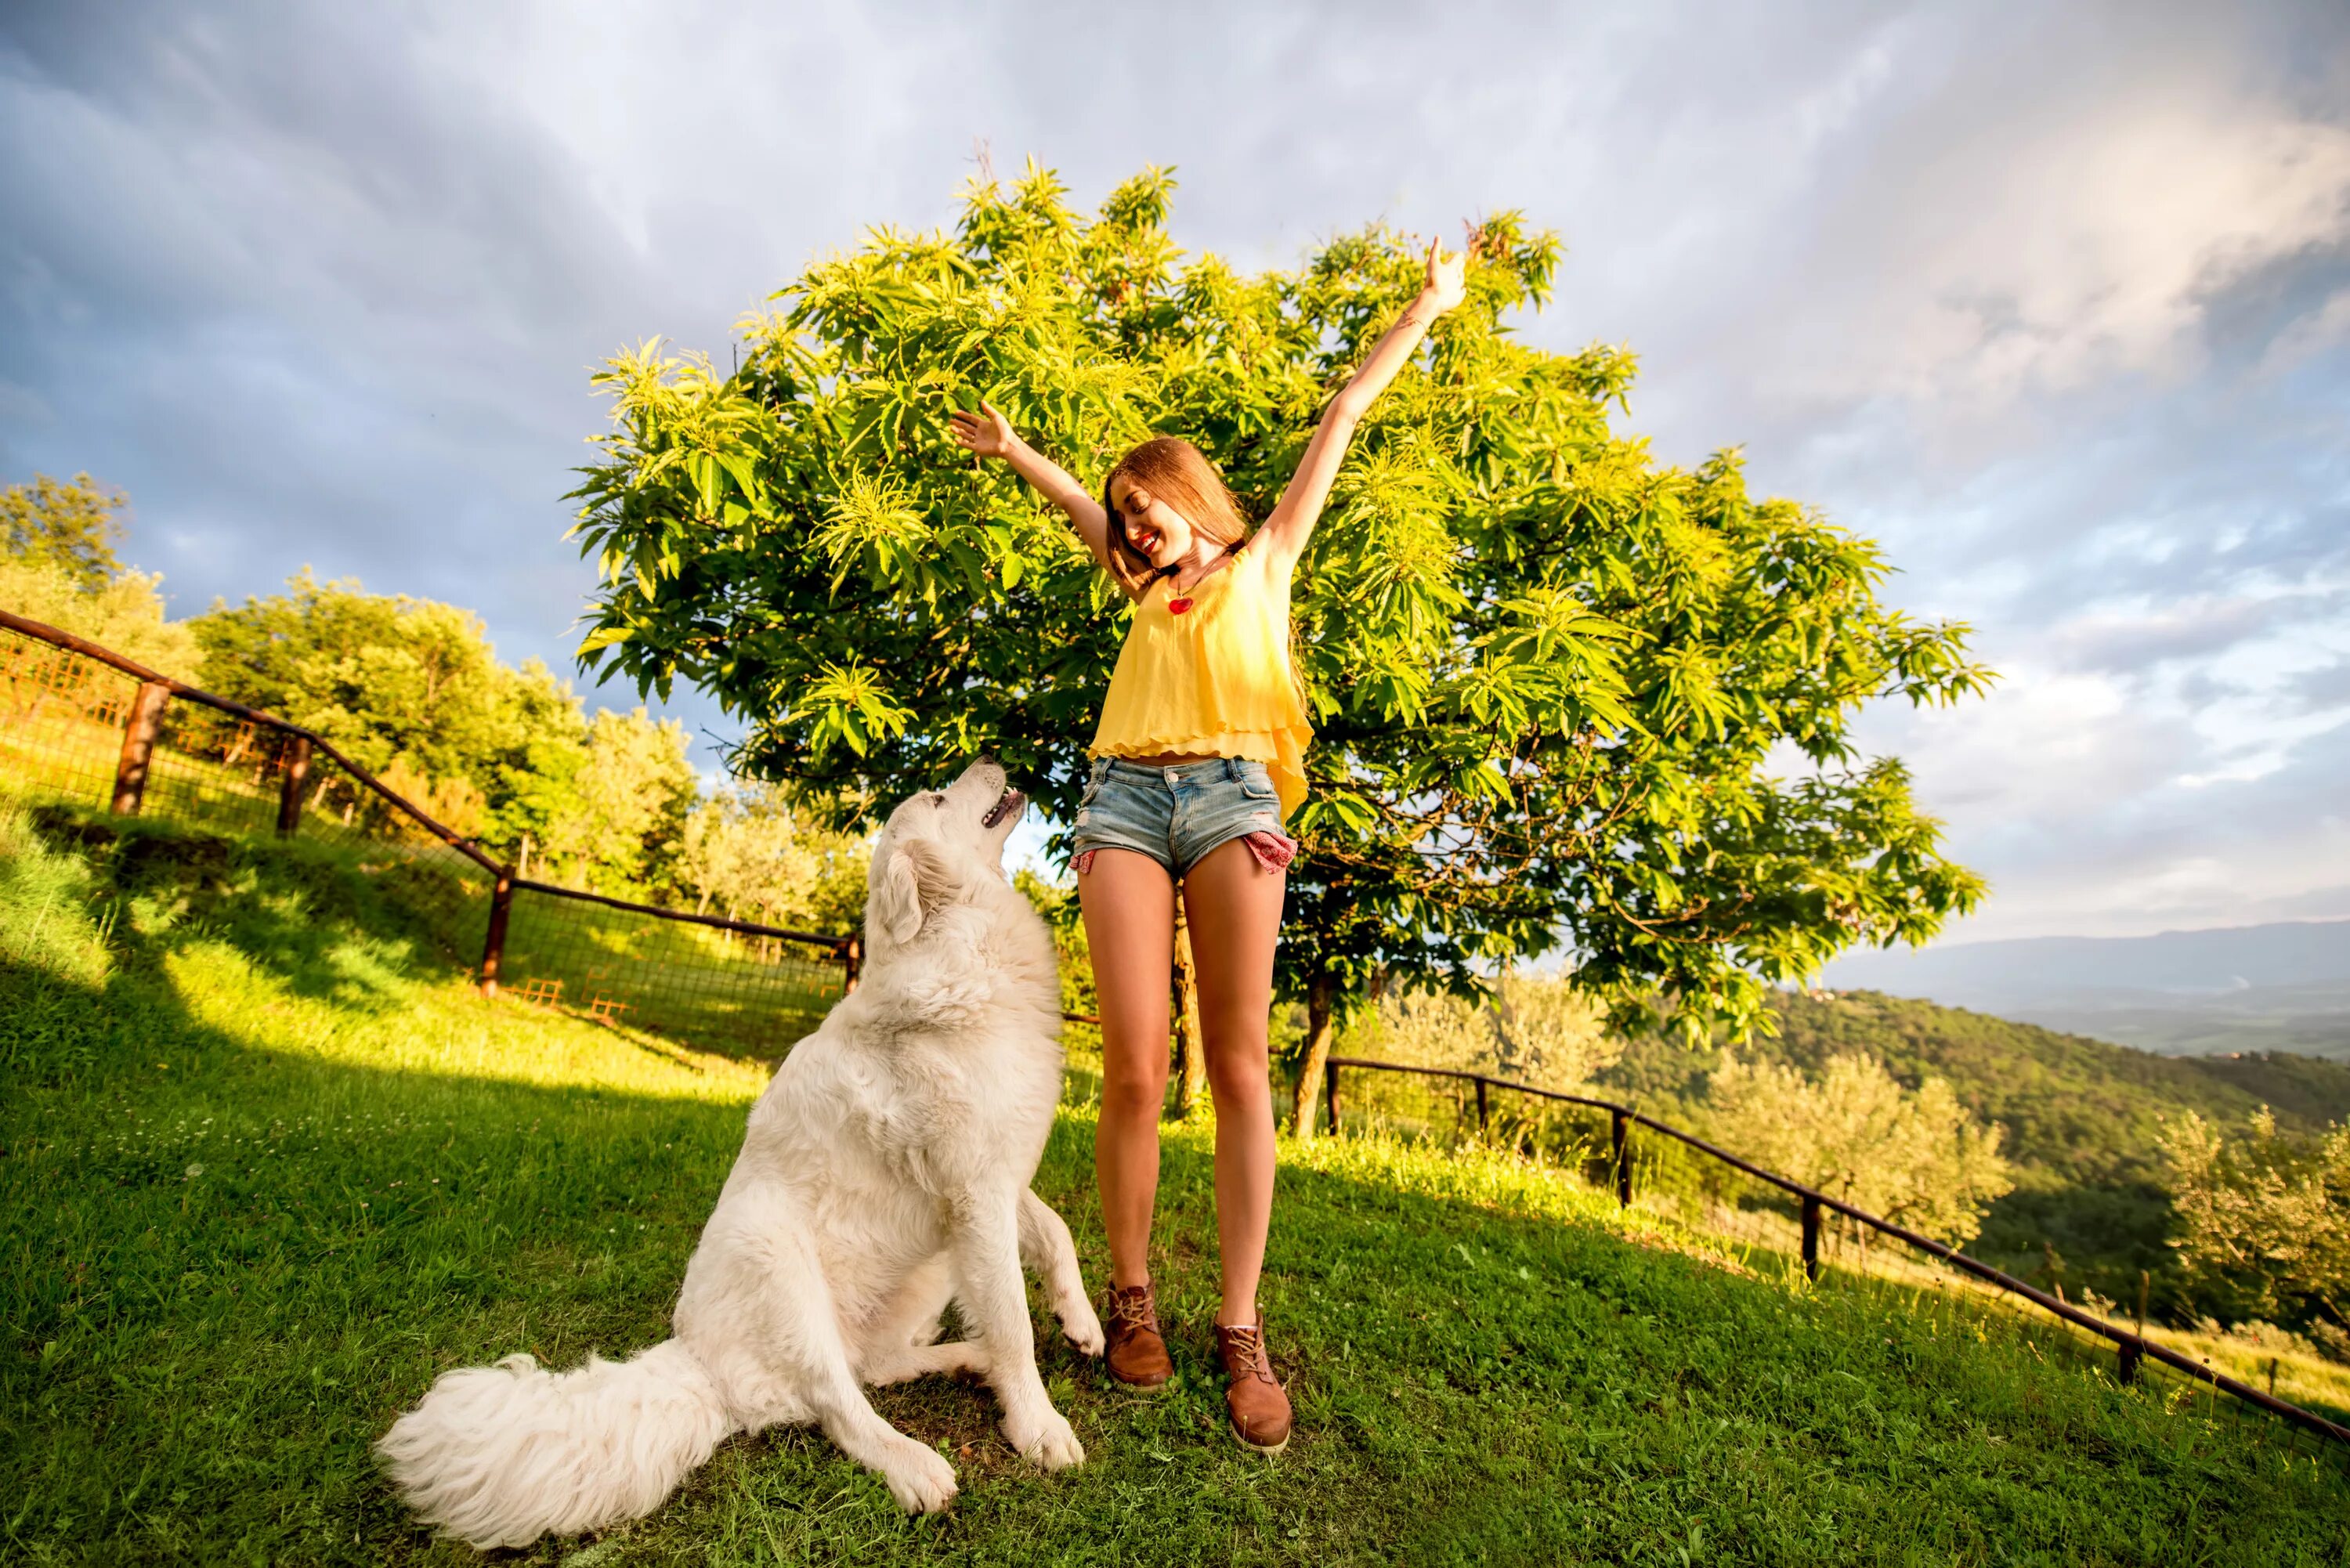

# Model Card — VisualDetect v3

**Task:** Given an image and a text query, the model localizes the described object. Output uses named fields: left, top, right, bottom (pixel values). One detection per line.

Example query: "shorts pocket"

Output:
left=1235, top=764, right=1279, bottom=804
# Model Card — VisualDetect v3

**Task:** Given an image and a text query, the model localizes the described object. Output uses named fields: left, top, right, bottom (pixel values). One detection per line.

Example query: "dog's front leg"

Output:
left=951, top=1190, right=1084, bottom=1471
left=1018, top=1189, right=1104, bottom=1357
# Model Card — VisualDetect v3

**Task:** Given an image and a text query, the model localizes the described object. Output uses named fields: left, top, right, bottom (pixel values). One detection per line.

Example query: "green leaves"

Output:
left=566, top=161, right=1992, bottom=1045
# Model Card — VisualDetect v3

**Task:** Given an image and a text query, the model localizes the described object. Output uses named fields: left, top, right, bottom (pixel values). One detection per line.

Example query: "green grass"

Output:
left=5, top=810, right=2349, bottom=1566
left=0, top=699, right=848, bottom=1060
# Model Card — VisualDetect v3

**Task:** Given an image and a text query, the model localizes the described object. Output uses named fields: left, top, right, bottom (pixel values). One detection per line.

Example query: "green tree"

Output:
left=567, top=162, right=1990, bottom=1122
left=1705, top=1050, right=2015, bottom=1247
left=2, top=472, right=127, bottom=588
left=0, top=558, right=199, bottom=678
left=2160, top=1109, right=2350, bottom=1332
left=192, top=570, right=587, bottom=852
left=2, top=471, right=198, bottom=677
left=1361, top=974, right=1621, bottom=1094
left=676, top=778, right=868, bottom=931
left=534, top=707, right=700, bottom=898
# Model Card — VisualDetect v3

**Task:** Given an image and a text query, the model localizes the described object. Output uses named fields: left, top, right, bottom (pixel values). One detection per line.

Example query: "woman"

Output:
left=948, top=239, right=1467, bottom=1452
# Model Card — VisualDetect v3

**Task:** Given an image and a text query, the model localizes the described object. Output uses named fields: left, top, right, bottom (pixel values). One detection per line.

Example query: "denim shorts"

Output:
left=1070, top=756, right=1298, bottom=879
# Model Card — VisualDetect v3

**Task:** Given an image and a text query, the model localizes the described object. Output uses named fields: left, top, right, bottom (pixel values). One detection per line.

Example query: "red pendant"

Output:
left=1167, top=596, right=1194, bottom=615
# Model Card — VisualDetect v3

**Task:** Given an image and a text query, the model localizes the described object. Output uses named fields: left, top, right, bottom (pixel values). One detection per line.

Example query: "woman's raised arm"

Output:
left=1253, top=238, right=1469, bottom=573
left=947, top=401, right=1120, bottom=579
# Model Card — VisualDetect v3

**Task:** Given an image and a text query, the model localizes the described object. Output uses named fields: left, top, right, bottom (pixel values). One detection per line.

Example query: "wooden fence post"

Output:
left=841, top=937, right=862, bottom=995
left=1801, top=1194, right=1823, bottom=1283
left=276, top=735, right=312, bottom=836
left=110, top=680, right=171, bottom=815
left=1610, top=1107, right=1632, bottom=1206
left=1324, top=1059, right=1341, bottom=1136
left=479, top=872, right=515, bottom=997
left=1474, top=1076, right=1490, bottom=1136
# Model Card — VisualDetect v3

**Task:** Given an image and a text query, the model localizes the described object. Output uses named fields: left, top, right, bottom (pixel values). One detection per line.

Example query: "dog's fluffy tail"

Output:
left=377, top=1339, right=734, bottom=1550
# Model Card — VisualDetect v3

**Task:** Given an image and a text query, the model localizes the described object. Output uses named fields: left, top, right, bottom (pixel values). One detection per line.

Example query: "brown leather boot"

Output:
left=1101, top=1283, right=1173, bottom=1390
left=1213, top=1321, right=1292, bottom=1453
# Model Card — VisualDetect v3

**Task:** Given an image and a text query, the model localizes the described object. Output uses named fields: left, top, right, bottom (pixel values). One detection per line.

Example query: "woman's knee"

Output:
left=1204, top=1042, right=1271, bottom=1106
left=1099, top=1059, right=1168, bottom=1121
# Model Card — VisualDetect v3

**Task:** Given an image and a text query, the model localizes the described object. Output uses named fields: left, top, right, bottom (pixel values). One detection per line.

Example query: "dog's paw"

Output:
left=1058, top=1297, right=1105, bottom=1358
left=1005, top=1407, right=1085, bottom=1472
left=881, top=1443, right=960, bottom=1514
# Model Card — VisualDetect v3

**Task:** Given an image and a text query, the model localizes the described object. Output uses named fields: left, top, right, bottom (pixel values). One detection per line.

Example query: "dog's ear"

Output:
left=873, top=838, right=953, bottom=945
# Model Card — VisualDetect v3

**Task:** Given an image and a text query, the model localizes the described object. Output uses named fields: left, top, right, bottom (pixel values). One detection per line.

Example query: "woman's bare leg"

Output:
left=1180, top=837, right=1287, bottom=1326
left=1077, top=847, right=1177, bottom=1289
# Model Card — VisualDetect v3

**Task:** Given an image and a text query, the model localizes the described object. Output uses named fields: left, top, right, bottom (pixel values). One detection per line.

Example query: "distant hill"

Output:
left=1596, top=988, right=2350, bottom=1309
left=1813, top=919, right=2350, bottom=1059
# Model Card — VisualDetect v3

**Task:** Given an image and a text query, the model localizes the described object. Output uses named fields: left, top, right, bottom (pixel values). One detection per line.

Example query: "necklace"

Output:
left=1164, top=545, right=1241, bottom=615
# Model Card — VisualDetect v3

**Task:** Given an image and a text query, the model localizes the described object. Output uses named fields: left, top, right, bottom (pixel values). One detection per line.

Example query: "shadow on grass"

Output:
left=6, top=811, right=2350, bottom=1566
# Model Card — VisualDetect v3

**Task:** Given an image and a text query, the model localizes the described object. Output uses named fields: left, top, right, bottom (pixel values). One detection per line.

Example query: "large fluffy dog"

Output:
left=379, top=761, right=1103, bottom=1548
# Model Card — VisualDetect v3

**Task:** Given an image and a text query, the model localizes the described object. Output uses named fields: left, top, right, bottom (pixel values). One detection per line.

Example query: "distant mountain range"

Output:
left=1815, top=918, right=2350, bottom=1059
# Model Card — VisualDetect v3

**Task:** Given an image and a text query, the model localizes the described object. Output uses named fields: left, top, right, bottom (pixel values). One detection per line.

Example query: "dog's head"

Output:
left=865, top=757, right=1027, bottom=949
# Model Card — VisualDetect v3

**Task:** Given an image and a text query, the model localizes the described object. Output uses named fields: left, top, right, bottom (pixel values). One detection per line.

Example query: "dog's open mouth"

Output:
left=981, top=788, right=1025, bottom=829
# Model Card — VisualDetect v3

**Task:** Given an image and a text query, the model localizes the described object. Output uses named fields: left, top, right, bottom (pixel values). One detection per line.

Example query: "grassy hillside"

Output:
left=5, top=809, right=2348, bottom=1565
left=1597, top=989, right=2350, bottom=1313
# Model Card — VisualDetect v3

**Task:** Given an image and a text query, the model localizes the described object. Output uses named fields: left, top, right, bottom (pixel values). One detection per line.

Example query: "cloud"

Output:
left=2, top=0, right=2347, bottom=940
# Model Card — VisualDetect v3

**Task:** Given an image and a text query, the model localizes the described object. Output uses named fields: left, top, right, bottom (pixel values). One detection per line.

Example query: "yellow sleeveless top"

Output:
left=1089, top=543, right=1313, bottom=821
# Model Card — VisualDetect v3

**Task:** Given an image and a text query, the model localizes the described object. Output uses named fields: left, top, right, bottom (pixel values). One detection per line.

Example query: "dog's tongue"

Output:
left=982, top=789, right=1024, bottom=829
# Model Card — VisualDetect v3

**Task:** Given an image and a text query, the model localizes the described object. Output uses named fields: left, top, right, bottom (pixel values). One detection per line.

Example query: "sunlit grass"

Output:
left=5, top=807, right=2348, bottom=1566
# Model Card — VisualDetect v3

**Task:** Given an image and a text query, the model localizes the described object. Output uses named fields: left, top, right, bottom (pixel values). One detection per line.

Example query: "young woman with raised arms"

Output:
left=948, top=239, right=1468, bottom=1452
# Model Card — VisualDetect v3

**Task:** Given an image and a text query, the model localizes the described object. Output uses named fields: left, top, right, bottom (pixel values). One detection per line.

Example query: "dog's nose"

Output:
left=976, top=752, right=999, bottom=769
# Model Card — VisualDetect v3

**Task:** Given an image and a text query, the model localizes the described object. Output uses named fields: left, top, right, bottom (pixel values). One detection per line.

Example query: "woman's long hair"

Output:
left=1101, top=435, right=1312, bottom=714
left=1099, top=436, right=1250, bottom=598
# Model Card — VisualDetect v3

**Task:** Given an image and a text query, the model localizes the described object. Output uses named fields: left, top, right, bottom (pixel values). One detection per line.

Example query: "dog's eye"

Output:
left=928, top=792, right=945, bottom=806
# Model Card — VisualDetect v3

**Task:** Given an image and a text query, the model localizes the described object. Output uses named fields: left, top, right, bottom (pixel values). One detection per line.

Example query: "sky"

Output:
left=3, top=0, right=2347, bottom=945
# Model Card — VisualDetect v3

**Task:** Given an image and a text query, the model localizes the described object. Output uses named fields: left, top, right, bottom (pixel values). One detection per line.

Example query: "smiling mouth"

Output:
left=981, top=789, right=1025, bottom=829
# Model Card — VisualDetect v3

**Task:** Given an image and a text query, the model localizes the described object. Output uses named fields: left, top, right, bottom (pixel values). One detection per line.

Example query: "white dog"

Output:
left=378, top=760, right=1104, bottom=1548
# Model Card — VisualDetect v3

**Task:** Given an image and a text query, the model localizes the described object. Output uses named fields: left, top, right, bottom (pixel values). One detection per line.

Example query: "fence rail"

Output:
left=16, top=609, right=2345, bottom=1464
left=1322, top=1054, right=2350, bottom=1458
left=0, top=606, right=855, bottom=1055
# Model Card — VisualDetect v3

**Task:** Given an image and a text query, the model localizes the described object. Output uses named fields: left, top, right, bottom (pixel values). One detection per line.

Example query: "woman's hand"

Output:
left=1256, top=228, right=1471, bottom=572
left=947, top=399, right=1017, bottom=461
left=1419, top=237, right=1469, bottom=317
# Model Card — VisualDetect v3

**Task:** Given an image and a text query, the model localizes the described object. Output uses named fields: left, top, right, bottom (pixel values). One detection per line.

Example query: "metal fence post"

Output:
left=1801, top=1194, right=1822, bottom=1283
left=1610, top=1107, right=1632, bottom=1206
left=110, top=680, right=171, bottom=815
left=1325, top=1058, right=1341, bottom=1136
left=276, top=734, right=312, bottom=836
left=479, top=872, right=515, bottom=997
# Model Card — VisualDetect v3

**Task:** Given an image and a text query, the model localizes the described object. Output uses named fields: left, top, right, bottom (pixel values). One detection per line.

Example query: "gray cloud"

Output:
left=3, top=0, right=2348, bottom=931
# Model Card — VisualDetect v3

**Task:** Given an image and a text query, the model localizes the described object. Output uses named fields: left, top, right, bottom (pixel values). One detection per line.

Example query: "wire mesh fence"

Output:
left=0, top=609, right=852, bottom=1057
left=1321, top=1056, right=2350, bottom=1476
left=16, top=605, right=2345, bottom=1470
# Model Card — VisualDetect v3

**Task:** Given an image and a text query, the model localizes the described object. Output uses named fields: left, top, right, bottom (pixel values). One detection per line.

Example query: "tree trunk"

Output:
left=1291, top=973, right=1339, bottom=1139
left=1168, top=901, right=1207, bottom=1119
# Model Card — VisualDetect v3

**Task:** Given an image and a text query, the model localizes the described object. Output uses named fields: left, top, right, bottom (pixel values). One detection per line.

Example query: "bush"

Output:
left=1704, top=1050, right=2015, bottom=1247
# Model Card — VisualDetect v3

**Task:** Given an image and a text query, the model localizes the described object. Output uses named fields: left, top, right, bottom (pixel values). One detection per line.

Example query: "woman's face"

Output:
left=1109, top=477, right=1194, bottom=568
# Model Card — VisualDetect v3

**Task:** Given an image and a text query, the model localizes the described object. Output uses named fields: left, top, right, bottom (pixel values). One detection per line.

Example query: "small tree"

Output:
left=678, top=779, right=870, bottom=934
left=2, top=472, right=127, bottom=588
left=1367, top=974, right=1619, bottom=1093
left=2, top=471, right=198, bottom=677
left=2160, top=1109, right=2350, bottom=1331
left=1705, top=1050, right=2013, bottom=1247
left=192, top=570, right=588, bottom=853
left=0, top=558, right=198, bottom=678
left=535, top=707, right=700, bottom=898
left=568, top=162, right=1990, bottom=1124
